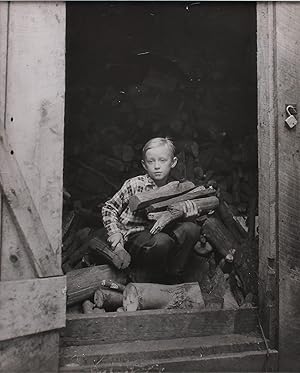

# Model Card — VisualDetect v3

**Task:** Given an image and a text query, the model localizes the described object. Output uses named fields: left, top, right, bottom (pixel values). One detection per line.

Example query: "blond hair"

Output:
left=142, top=137, right=175, bottom=160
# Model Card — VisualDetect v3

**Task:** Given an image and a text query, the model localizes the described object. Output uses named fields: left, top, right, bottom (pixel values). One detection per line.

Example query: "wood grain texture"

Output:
left=0, top=4, right=66, bottom=373
left=0, top=2, right=8, bottom=279
left=275, top=3, right=300, bottom=371
left=256, top=2, right=279, bottom=347
left=129, top=180, right=195, bottom=211
left=0, top=133, right=62, bottom=277
left=258, top=3, right=300, bottom=370
left=60, top=334, right=267, bottom=366
left=60, top=350, right=278, bottom=373
left=0, top=331, right=59, bottom=373
left=0, top=2, right=65, bottom=280
left=0, top=276, right=66, bottom=341
left=67, top=264, right=127, bottom=306
left=61, top=307, right=258, bottom=346
left=146, top=186, right=216, bottom=212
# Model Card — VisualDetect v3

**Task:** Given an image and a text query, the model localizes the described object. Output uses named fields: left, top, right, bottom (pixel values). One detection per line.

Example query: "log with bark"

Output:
left=67, top=264, right=127, bottom=306
left=82, top=300, right=95, bottom=314
left=129, top=180, right=195, bottom=212
left=62, top=227, right=91, bottom=266
left=82, top=300, right=106, bottom=314
left=217, top=200, right=247, bottom=242
left=100, top=279, right=126, bottom=292
left=200, top=264, right=227, bottom=310
left=123, top=282, right=205, bottom=311
left=202, top=217, right=237, bottom=260
left=94, top=288, right=123, bottom=311
left=146, top=185, right=216, bottom=212
left=65, top=228, right=131, bottom=270
left=147, top=197, right=219, bottom=234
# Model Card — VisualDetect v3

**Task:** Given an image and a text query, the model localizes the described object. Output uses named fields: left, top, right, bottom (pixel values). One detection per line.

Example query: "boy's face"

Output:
left=142, top=145, right=177, bottom=186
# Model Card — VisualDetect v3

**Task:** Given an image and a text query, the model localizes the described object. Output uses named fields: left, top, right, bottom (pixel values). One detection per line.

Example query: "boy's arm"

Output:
left=101, top=180, right=133, bottom=269
left=102, top=180, right=130, bottom=236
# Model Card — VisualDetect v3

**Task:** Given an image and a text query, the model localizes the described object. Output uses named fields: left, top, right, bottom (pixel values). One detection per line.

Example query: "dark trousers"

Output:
left=125, top=222, right=200, bottom=283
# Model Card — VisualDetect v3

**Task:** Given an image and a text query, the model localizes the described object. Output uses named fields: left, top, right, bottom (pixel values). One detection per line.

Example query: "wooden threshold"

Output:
left=61, top=306, right=258, bottom=346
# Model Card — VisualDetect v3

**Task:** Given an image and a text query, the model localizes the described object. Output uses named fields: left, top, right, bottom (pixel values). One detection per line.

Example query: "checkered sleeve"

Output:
left=101, top=178, right=137, bottom=237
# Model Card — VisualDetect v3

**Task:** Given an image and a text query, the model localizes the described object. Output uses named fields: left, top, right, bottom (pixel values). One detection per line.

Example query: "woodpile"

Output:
left=63, top=176, right=257, bottom=314
left=62, top=68, right=258, bottom=313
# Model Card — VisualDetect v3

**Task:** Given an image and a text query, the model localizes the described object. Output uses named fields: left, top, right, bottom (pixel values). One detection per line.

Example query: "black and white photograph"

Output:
left=0, top=1, right=299, bottom=372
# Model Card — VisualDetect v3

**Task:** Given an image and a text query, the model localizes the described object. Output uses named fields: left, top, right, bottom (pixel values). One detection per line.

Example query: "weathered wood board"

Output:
left=257, top=2, right=279, bottom=347
left=0, top=331, right=59, bottom=373
left=257, top=3, right=300, bottom=371
left=0, top=276, right=66, bottom=341
left=62, top=307, right=258, bottom=346
left=0, top=2, right=65, bottom=281
left=0, top=3, right=66, bottom=373
left=275, top=3, right=300, bottom=371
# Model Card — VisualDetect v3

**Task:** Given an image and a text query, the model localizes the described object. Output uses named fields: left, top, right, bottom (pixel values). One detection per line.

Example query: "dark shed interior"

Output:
left=63, top=2, right=258, bottom=304
left=64, top=1, right=257, bottom=206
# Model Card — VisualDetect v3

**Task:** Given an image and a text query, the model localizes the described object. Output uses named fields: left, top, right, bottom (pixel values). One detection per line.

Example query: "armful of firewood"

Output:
left=149, top=196, right=219, bottom=235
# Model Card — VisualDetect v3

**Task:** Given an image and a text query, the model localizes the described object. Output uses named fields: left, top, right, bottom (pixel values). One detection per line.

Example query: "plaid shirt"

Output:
left=102, top=174, right=158, bottom=241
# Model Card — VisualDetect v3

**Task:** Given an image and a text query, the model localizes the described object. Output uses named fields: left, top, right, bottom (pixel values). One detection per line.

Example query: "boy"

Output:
left=102, top=137, right=200, bottom=283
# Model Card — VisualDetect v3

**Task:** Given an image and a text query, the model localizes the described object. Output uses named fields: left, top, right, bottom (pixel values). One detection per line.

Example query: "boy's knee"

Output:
left=151, top=232, right=174, bottom=251
left=172, top=222, right=200, bottom=246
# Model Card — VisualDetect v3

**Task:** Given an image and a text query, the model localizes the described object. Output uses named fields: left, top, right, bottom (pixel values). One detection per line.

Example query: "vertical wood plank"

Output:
left=0, top=3, right=66, bottom=373
left=256, top=2, right=278, bottom=347
left=258, top=2, right=300, bottom=370
left=0, top=2, right=9, bottom=276
left=275, top=3, right=300, bottom=371
left=1, top=2, right=65, bottom=280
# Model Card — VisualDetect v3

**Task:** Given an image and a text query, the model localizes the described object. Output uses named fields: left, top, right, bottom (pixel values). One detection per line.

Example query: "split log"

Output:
left=62, top=227, right=91, bottom=265
left=67, top=264, right=127, bottom=306
left=193, top=241, right=214, bottom=256
left=147, top=197, right=219, bottom=234
left=146, top=185, right=216, bottom=212
left=88, top=235, right=131, bottom=270
left=202, top=217, right=237, bottom=260
left=232, top=240, right=258, bottom=300
left=123, top=282, right=205, bottom=311
left=223, top=278, right=239, bottom=309
left=200, top=265, right=226, bottom=310
left=247, top=196, right=257, bottom=241
left=184, top=253, right=210, bottom=283
left=67, top=303, right=82, bottom=314
left=217, top=201, right=247, bottom=242
left=129, top=180, right=195, bottom=212
left=66, top=228, right=131, bottom=270
left=94, top=289, right=123, bottom=311
left=82, top=300, right=95, bottom=314
left=62, top=210, right=76, bottom=241
left=100, top=279, right=125, bottom=292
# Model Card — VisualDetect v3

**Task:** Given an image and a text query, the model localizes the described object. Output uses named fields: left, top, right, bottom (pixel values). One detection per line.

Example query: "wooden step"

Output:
left=60, top=349, right=278, bottom=372
left=61, top=306, right=258, bottom=346
left=60, top=333, right=265, bottom=366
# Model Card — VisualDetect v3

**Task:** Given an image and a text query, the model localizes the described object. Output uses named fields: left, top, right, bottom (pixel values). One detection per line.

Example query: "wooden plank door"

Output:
left=257, top=3, right=300, bottom=371
left=0, top=2, right=66, bottom=372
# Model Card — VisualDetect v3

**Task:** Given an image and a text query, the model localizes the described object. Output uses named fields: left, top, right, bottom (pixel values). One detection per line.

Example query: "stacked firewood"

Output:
left=67, top=265, right=205, bottom=314
left=63, top=180, right=258, bottom=314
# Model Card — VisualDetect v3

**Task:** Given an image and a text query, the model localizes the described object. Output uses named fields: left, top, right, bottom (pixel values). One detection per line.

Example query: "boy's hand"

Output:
left=107, top=232, right=124, bottom=250
left=183, top=200, right=199, bottom=218
left=113, top=246, right=131, bottom=269
left=107, top=232, right=131, bottom=269
left=150, top=218, right=163, bottom=235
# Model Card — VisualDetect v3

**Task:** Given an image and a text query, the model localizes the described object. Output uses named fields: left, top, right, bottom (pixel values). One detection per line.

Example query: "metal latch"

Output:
left=285, top=105, right=297, bottom=129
